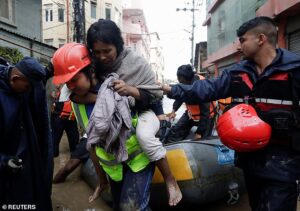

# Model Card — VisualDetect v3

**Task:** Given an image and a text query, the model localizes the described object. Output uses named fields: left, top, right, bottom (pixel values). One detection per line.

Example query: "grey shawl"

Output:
left=110, top=48, right=163, bottom=97
left=86, top=73, right=132, bottom=162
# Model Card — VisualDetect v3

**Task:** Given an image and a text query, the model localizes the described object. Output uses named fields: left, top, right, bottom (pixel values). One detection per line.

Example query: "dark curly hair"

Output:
left=236, top=16, right=277, bottom=46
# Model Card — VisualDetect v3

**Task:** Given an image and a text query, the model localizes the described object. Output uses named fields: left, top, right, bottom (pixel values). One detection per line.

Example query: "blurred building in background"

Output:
left=198, top=0, right=300, bottom=78
left=42, top=0, right=122, bottom=47
left=0, top=0, right=56, bottom=64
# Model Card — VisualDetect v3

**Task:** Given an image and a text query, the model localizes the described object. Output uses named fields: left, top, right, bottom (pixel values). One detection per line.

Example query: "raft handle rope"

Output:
left=227, top=182, right=240, bottom=205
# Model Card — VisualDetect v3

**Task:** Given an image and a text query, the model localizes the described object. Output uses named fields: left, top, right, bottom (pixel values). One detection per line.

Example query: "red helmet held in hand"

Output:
left=217, top=104, right=271, bottom=152
left=52, top=43, right=91, bottom=84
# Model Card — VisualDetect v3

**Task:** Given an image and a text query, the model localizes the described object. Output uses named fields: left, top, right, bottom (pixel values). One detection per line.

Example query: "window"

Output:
left=0, top=0, right=15, bottom=25
left=217, top=10, right=225, bottom=47
left=105, top=3, right=111, bottom=20
left=58, top=39, right=66, bottom=47
left=91, top=1, right=97, bottom=19
left=58, top=7, right=64, bottom=22
left=45, top=4, right=53, bottom=22
left=114, top=7, right=121, bottom=26
left=44, top=39, right=54, bottom=46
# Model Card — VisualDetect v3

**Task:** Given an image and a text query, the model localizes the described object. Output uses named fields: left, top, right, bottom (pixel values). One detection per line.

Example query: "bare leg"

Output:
left=53, top=158, right=81, bottom=183
left=88, top=148, right=109, bottom=202
left=156, top=158, right=182, bottom=206
left=137, top=111, right=182, bottom=206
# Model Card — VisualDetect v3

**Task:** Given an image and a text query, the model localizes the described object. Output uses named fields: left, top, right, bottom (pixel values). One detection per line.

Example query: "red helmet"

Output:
left=52, top=43, right=91, bottom=84
left=217, top=104, right=271, bottom=152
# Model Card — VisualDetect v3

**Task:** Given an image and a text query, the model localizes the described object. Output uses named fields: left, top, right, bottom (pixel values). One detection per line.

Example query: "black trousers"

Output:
left=244, top=174, right=298, bottom=211
left=51, top=114, right=79, bottom=157
left=166, top=112, right=214, bottom=143
left=237, top=146, right=300, bottom=211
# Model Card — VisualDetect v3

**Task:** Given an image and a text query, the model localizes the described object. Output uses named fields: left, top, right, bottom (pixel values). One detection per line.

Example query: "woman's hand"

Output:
left=113, top=80, right=141, bottom=99
left=113, top=80, right=134, bottom=96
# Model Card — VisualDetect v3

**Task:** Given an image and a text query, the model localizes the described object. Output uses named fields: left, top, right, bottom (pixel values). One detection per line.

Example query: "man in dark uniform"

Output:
left=165, top=64, right=213, bottom=142
left=0, top=57, right=53, bottom=210
left=163, top=17, right=300, bottom=210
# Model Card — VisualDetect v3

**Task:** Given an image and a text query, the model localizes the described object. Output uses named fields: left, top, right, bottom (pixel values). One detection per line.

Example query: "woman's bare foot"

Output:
left=166, top=177, right=182, bottom=206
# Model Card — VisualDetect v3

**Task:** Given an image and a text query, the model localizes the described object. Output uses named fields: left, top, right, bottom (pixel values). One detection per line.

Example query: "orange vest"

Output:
left=54, top=89, right=76, bottom=120
left=217, top=97, right=232, bottom=112
left=186, top=74, right=217, bottom=121
left=59, top=101, right=75, bottom=120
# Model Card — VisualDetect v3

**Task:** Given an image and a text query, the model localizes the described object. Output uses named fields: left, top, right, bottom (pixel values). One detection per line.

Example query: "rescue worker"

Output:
left=51, top=84, right=79, bottom=157
left=162, top=16, right=300, bottom=210
left=51, top=43, right=105, bottom=201
left=0, top=57, right=53, bottom=210
left=165, top=64, right=215, bottom=143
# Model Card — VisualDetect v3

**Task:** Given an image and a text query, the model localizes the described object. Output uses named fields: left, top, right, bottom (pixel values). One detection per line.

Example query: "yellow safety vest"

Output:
left=71, top=103, right=89, bottom=130
left=71, top=103, right=150, bottom=182
left=95, top=115, right=150, bottom=181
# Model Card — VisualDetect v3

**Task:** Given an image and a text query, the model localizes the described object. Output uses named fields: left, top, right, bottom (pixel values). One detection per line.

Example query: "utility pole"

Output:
left=176, top=0, right=197, bottom=66
left=191, top=0, right=195, bottom=66
left=73, top=0, right=86, bottom=43
left=66, top=0, right=70, bottom=42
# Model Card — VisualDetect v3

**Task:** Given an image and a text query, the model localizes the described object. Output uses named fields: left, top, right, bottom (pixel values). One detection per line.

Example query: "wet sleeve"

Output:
left=0, top=154, right=12, bottom=173
left=173, top=100, right=183, bottom=112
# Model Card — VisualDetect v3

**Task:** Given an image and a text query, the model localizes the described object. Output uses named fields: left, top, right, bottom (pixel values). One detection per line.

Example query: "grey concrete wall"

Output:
left=0, top=0, right=42, bottom=41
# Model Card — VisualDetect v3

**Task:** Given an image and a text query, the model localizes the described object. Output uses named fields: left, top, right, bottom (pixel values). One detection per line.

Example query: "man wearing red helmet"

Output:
left=163, top=16, right=300, bottom=211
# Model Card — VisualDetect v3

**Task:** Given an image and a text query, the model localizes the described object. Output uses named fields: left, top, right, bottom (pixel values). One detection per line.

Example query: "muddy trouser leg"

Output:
left=165, top=112, right=193, bottom=143
left=110, top=163, right=155, bottom=211
left=244, top=173, right=298, bottom=211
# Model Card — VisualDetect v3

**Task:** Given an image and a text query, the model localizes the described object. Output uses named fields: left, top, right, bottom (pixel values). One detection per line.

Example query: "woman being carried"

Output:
left=85, top=19, right=182, bottom=209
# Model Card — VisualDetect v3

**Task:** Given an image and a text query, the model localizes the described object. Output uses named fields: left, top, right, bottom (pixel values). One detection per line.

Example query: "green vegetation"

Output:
left=0, top=46, right=23, bottom=64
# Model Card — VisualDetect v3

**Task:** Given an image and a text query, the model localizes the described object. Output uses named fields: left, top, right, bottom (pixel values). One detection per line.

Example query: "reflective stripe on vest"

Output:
left=95, top=115, right=150, bottom=181
left=233, top=97, right=300, bottom=106
left=71, top=103, right=89, bottom=130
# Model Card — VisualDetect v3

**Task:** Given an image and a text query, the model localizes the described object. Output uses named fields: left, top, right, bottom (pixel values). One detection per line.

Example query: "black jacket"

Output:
left=0, top=64, right=53, bottom=209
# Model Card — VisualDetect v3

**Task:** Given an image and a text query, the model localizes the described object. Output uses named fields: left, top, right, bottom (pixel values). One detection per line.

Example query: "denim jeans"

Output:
left=110, top=163, right=155, bottom=211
